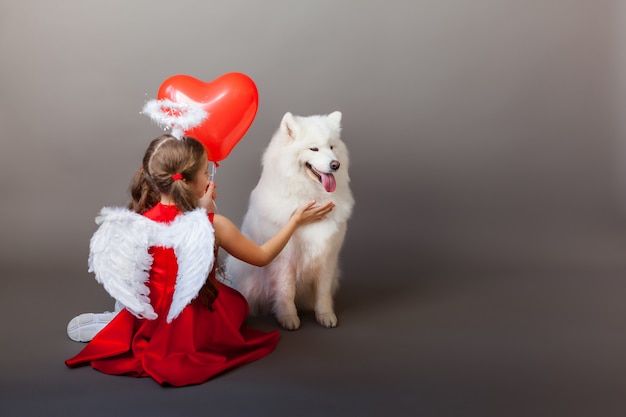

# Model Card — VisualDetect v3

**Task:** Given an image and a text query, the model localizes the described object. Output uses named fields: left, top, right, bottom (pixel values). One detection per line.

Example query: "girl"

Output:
left=65, top=134, right=334, bottom=387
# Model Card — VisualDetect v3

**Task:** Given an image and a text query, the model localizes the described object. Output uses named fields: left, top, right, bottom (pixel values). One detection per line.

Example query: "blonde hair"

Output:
left=128, top=134, right=206, bottom=213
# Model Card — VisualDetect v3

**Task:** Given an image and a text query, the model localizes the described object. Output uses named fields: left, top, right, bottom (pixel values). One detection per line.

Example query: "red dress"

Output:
left=65, top=203, right=280, bottom=387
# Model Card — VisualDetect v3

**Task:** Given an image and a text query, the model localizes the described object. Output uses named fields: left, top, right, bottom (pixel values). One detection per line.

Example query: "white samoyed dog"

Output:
left=226, top=111, right=354, bottom=330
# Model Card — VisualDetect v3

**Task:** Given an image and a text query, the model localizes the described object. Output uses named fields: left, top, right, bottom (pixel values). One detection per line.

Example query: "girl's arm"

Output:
left=213, top=201, right=334, bottom=267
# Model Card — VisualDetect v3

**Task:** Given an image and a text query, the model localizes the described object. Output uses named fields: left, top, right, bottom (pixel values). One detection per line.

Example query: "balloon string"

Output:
left=210, top=162, right=218, bottom=214
left=210, top=162, right=217, bottom=182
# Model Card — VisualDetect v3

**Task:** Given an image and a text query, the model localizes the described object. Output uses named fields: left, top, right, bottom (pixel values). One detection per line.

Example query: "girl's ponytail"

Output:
left=128, top=165, right=159, bottom=213
left=168, top=172, right=197, bottom=212
left=128, top=134, right=206, bottom=213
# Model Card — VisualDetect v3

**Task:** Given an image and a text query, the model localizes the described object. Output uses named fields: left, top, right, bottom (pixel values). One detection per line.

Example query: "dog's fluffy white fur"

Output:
left=226, top=111, right=354, bottom=329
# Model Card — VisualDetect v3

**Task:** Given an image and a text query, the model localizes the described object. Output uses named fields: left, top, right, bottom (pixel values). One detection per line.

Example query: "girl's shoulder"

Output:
left=209, top=213, right=236, bottom=245
left=211, top=213, right=235, bottom=228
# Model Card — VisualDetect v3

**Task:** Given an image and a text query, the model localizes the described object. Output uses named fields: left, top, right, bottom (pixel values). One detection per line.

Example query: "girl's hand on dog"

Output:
left=292, top=200, right=335, bottom=226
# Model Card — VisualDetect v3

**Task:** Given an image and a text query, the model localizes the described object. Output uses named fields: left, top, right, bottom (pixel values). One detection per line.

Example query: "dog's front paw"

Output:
left=277, top=315, right=301, bottom=330
left=316, top=312, right=338, bottom=328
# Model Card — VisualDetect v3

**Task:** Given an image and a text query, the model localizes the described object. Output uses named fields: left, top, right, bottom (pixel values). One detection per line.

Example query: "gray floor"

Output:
left=3, top=213, right=626, bottom=417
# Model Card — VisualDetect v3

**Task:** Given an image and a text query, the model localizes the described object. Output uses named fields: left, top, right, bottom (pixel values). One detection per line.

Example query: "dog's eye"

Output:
left=330, top=146, right=334, bottom=150
left=309, top=147, right=319, bottom=152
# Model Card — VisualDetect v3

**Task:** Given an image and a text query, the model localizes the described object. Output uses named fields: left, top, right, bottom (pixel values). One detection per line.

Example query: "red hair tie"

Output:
left=172, top=173, right=183, bottom=181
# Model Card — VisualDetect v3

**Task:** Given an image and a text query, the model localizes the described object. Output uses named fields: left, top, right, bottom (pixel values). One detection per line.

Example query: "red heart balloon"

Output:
left=157, top=72, right=258, bottom=162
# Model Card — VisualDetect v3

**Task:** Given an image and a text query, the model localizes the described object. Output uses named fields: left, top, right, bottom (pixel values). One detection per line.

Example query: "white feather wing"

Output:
left=88, top=207, right=157, bottom=320
left=165, top=208, right=215, bottom=323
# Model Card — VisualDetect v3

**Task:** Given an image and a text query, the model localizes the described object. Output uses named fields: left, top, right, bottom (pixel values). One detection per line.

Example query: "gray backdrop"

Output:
left=2, top=1, right=626, bottom=416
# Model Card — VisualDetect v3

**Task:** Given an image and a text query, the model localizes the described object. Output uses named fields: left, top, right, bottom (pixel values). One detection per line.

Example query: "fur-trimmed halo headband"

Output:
left=141, top=99, right=208, bottom=140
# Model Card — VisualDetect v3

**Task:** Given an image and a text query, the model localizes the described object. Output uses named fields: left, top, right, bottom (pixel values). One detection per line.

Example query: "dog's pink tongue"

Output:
left=321, top=173, right=336, bottom=192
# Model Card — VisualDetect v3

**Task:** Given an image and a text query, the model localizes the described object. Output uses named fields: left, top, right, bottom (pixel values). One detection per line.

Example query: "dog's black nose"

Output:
left=330, top=160, right=340, bottom=171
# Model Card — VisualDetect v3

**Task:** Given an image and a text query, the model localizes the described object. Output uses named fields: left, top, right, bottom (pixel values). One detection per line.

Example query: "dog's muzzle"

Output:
left=306, top=162, right=338, bottom=193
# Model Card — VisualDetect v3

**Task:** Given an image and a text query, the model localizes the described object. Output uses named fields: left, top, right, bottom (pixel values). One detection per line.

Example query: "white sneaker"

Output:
left=67, top=311, right=118, bottom=342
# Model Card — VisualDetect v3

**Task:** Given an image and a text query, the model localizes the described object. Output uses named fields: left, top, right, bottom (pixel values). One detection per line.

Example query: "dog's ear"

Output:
left=281, top=112, right=297, bottom=140
left=327, top=111, right=342, bottom=130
